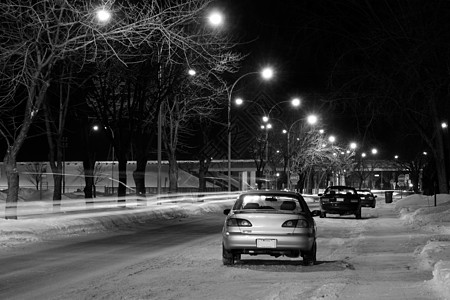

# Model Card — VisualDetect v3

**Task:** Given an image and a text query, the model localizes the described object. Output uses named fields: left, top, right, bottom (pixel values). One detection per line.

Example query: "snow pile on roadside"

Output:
left=396, top=193, right=450, bottom=299
left=0, top=197, right=234, bottom=249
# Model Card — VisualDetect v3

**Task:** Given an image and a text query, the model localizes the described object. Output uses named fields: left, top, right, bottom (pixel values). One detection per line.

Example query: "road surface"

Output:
left=0, top=201, right=442, bottom=299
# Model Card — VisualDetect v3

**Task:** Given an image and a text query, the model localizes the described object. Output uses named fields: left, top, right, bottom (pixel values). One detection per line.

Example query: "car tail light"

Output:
left=226, top=218, right=252, bottom=227
left=282, top=219, right=309, bottom=228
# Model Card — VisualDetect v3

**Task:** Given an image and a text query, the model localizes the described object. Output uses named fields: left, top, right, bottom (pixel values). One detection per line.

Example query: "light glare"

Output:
left=96, top=8, right=111, bottom=23
left=261, top=67, right=274, bottom=79
left=307, top=114, right=318, bottom=125
left=208, top=11, right=223, bottom=26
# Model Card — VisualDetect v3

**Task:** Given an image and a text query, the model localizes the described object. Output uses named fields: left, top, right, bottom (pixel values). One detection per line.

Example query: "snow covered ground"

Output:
left=1, top=189, right=450, bottom=298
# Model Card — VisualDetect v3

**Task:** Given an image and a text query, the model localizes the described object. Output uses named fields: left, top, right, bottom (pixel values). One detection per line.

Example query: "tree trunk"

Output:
left=168, top=154, right=178, bottom=193
left=256, top=170, right=263, bottom=190
left=118, top=153, right=128, bottom=200
left=198, top=156, right=211, bottom=192
left=52, top=172, right=62, bottom=210
left=2, top=79, right=48, bottom=219
left=132, top=131, right=148, bottom=197
left=133, top=161, right=146, bottom=195
left=83, top=159, right=95, bottom=201
left=4, top=150, right=19, bottom=220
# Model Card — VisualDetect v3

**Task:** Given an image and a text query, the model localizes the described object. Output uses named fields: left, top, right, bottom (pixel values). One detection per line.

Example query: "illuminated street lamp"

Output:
left=208, top=11, right=224, bottom=26
left=227, top=67, right=274, bottom=191
left=307, top=114, right=318, bottom=125
left=96, top=8, right=112, bottom=23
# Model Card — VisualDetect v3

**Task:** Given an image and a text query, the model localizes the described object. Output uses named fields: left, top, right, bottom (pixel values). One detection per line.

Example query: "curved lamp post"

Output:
left=227, top=67, right=273, bottom=192
left=283, top=114, right=318, bottom=190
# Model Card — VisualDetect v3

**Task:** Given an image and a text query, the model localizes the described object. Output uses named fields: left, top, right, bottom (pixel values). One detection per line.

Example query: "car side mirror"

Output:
left=374, top=195, right=377, bottom=198
left=311, top=210, right=321, bottom=217
left=317, top=193, right=323, bottom=197
left=223, top=209, right=231, bottom=215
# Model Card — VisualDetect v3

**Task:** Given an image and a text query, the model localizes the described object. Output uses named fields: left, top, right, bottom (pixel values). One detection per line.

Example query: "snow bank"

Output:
left=0, top=192, right=236, bottom=249
left=395, top=193, right=450, bottom=299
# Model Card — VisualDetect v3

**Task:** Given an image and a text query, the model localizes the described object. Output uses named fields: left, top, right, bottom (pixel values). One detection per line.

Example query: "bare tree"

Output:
left=24, top=163, right=47, bottom=190
left=77, top=163, right=107, bottom=198
left=0, top=0, right=119, bottom=218
left=85, top=1, right=242, bottom=197
left=0, top=0, right=241, bottom=218
left=289, top=127, right=355, bottom=192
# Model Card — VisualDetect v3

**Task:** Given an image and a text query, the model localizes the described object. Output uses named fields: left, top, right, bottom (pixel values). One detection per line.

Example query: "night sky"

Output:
left=213, top=0, right=447, bottom=160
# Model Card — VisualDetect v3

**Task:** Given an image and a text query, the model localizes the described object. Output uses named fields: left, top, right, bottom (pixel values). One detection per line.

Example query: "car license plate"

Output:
left=336, top=197, right=344, bottom=201
left=257, top=239, right=277, bottom=248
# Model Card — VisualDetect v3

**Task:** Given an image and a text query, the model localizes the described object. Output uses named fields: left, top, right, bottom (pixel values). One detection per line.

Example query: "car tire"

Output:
left=223, top=244, right=241, bottom=265
left=355, top=208, right=362, bottom=219
left=303, top=241, right=317, bottom=266
left=222, top=244, right=234, bottom=265
left=320, top=211, right=326, bottom=218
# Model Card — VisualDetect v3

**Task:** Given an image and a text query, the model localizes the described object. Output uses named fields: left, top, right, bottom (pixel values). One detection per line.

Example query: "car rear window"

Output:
left=234, top=195, right=303, bottom=213
left=325, top=188, right=356, bottom=195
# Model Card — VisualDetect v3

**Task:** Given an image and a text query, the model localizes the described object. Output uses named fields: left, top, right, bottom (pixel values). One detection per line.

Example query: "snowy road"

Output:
left=0, top=202, right=443, bottom=299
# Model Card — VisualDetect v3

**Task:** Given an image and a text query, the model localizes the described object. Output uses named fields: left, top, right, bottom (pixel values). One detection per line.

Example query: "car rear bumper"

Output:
left=360, top=200, right=375, bottom=207
left=320, top=202, right=360, bottom=214
left=222, top=232, right=315, bottom=252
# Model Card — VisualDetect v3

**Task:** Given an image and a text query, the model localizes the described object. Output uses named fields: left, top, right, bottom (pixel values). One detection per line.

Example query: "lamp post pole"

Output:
left=286, top=130, right=291, bottom=190
left=110, top=129, right=115, bottom=195
left=157, top=106, right=162, bottom=195
left=227, top=73, right=255, bottom=192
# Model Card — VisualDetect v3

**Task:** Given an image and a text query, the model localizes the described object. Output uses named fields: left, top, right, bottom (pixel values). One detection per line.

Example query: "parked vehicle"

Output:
left=222, top=190, right=320, bottom=266
left=318, top=185, right=362, bottom=219
left=357, top=189, right=377, bottom=208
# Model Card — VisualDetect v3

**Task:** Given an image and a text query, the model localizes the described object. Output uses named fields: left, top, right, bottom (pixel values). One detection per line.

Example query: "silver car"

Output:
left=222, top=190, right=320, bottom=266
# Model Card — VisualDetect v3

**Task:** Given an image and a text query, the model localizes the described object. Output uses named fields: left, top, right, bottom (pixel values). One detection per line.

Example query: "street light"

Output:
left=96, top=8, right=112, bottom=23
left=227, top=67, right=274, bottom=192
left=208, top=11, right=224, bottom=26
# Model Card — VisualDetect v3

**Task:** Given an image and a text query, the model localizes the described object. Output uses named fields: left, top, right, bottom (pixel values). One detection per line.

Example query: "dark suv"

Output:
left=318, top=186, right=362, bottom=219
